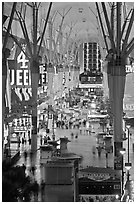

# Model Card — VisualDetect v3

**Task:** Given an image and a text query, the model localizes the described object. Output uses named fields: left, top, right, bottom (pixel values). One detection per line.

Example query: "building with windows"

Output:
left=78, top=166, right=121, bottom=202
left=83, top=42, right=102, bottom=73
left=78, top=42, right=103, bottom=99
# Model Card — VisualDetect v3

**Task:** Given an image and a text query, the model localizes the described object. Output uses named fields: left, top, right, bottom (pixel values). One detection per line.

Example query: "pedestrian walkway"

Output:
left=53, top=125, right=114, bottom=168
left=16, top=137, right=41, bottom=182
left=15, top=138, right=42, bottom=201
left=15, top=123, right=134, bottom=202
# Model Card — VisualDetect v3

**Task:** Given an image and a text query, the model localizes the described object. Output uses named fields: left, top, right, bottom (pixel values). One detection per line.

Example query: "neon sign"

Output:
left=8, top=44, right=46, bottom=88
left=125, top=64, right=134, bottom=73
left=8, top=44, right=31, bottom=88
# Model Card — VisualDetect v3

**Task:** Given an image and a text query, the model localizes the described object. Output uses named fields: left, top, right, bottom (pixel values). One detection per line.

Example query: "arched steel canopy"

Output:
left=3, top=2, right=134, bottom=60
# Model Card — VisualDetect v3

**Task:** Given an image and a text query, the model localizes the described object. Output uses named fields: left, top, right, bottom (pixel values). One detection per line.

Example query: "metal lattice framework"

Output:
left=96, top=2, right=134, bottom=63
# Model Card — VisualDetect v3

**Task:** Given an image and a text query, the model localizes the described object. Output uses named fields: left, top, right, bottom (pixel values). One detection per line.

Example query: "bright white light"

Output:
left=92, top=109, right=95, bottom=113
left=37, top=110, right=40, bottom=115
left=12, top=133, right=17, bottom=138
left=56, top=139, right=60, bottom=149
left=115, top=195, right=119, bottom=199
left=91, top=103, right=96, bottom=109
left=120, top=148, right=126, bottom=155
left=125, top=162, right=132, bottom=170
left=126, top=124, right=131, bottom=129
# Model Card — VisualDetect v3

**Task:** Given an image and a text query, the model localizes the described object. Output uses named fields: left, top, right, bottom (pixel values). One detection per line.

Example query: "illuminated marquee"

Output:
left=39, top=64, right=47, bottom=86
left=79, top=195, right=120, bottom=202
left=81, top=173, right=110, bottom=181
left=125, top=64, right=134, bottom=73
left=8, top=44, right=31, bottom=88
left=10, top=69, right=31, bottom=87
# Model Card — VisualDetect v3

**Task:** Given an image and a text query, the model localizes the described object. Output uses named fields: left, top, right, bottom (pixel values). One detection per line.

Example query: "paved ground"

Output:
left=15, top=123, right=134, bottom=201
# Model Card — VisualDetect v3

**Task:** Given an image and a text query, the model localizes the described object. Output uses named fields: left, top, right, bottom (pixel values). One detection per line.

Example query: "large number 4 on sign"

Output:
left=17, top=51, right=29, bottom=69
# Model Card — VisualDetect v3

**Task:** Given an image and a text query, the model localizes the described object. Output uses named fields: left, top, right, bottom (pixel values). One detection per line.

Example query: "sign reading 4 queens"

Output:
left=8, top=43, right=31, bottom=88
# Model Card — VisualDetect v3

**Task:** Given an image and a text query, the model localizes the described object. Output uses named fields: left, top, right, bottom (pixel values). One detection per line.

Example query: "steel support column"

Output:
left=108, top=64, right=126, bottom=157
left=47, top=64, right=55, bottom=137
left=49, top=20, right=53, bottom=62
left=31, top=60, right=40, bottom=152
left=107, top=70, right=114, bottom=122
left=116, top=3, right=122, bottom=56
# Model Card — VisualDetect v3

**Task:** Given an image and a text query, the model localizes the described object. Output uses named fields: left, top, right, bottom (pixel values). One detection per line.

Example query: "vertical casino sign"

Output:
left=8, top=43, right=47, bottom=104
left=8, top=43, right=32, bottom=102
left=7, top=43, right=32, bottom=135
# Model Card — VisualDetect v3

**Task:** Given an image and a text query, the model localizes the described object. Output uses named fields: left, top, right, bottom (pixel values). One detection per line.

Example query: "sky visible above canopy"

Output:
left=3, top=2, right=134, bottom=60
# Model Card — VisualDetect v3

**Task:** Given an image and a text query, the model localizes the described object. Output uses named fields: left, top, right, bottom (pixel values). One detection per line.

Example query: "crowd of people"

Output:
left=19, top=148, right=46, bottom=201
left=14, top=107, right=112, bottom=201
left=56, top=116, right=97, bottom=135
left=55, top=115, right=110, bottom=158
left=12, top=132, right=47, bottom=201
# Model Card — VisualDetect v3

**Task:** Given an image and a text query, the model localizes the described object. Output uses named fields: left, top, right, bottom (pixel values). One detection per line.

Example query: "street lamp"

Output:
left=52, top=114, right=55, bottom=141
left=126, top=125, right=131, bottom=161
left=125, top=162, right=132, bottom=171
left=126, top=124, right=131, bottom=181
left=120, top=148, right=126, bottom=195
left=125, top=162, right=132, bottom=180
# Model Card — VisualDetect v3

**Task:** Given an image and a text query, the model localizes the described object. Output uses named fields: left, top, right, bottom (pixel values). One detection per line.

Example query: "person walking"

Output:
left=106, top=151, right=108, bottom=167
left=79, top=126, right=82, bottom=134
left=71, top=132, right=74, bottom=139
left=41, top=180, right=46, bottom=201
left=31, top=166, right=36, bottom=177
left=47, top=135, right=51, bottom=140
left=22, top=163, right=26, bottom=174
left=61, top=121, right=65, bottom=129
left=28, top=137, right=31, bottom=146
left=97, top=146, right=102, bottom=157
left=22, top=137, right=24, bottom=145
left=24, top=137, right=27, bottom=145
left=18, top=136, right=21, bottom=148
left=83, top=119, right=86, bottom=127
left=75, top=133, right=78, bottom=139
left=32, top=180, right=39, bottom=201
left=29, top=151, right=33, bottom=164
left=86, top=121, right=89, bottom=135
left=92, top=146, right=96, bottom=156
left=40, top=135, right=43, bottom=145
left=69, top=121, right=72, bottom=129
left=24, top=150, right=27, bottom=163
left=44, top=136, right=47, bottom=144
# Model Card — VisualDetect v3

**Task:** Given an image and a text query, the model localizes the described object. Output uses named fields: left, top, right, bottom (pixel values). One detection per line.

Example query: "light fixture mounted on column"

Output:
left=125, top=162, right=132, bottom=171
left=120, top=148, right=126, bottom=155
left=126, top=124, right=131, bottom=129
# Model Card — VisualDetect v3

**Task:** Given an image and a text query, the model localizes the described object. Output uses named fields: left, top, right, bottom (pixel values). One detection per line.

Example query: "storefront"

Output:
left=78, top=167, right=121, bottom=202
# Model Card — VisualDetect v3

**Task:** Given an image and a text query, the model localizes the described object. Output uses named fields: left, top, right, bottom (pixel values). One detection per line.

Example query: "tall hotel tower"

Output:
left=78, top=42, right=103, bottom=97
left=83, top=42, right=102, bottom=74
